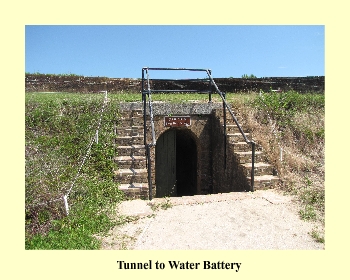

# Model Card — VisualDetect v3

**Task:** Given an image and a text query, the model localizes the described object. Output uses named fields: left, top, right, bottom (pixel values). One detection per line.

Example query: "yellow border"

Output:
left=2, top=1, right=347, bottom=279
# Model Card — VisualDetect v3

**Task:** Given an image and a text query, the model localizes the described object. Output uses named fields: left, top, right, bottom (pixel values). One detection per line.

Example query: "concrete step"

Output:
left=222, top=124, right=245, bottom=133
left=117, top=145, right=146, bottom=156
left=115, top=155, right=146, bottom=169
left=116, top=135, right=144, bottom=146
left=231, top=141, right=252, bottom=152
left=130, top=117, right=144, bottom=126
left=117, top=126, right=144, bottom=137
left=116, top=127, right=132, bottom=136
left=116, top=136, right=133, bottom=146
left=220, top=118, right=245, bottom=126
left=119, top=183, right=149, bottom=192
left=241, top=162, right=274, bottom=177
left=121, top=109, right=143, bottom=118
left=234, top=151, right=264, bottom=164
left=118, top=183, right=152, bottom=199
left=247, top=174, right=280, bottom=190
left=227, top=133, right=251, bottom=143
left=132, top=135, right=144, bottom=144
left=114, top=168, right=148, bottom=184
left=117, top=118, right=132, bottom=127
left=118, top=117, right=146, bottom=127
left=214, top=109, right=243, bottom=120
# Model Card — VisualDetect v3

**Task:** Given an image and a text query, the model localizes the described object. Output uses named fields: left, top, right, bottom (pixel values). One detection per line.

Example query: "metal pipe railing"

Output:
left=141, top=67, right=255, bottom=196
left=145, top=68, right=156, bottom=146
left=223, top=92, right=227, bottom=170
left=146, top=89, right=212, bottom=94
left=144, top=67, right=209, bottom=72
left=143, top=68, right=157, bottom=200
left=142, top=69, right=146, bottom=146
left=205, top=69, right=255, bottom=191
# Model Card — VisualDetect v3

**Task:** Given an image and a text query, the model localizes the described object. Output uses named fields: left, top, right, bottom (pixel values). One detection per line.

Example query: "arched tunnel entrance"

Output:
left=155, top=129, right=197, bottom=198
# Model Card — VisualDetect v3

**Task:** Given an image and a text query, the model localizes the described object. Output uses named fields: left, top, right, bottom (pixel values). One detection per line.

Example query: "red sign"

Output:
left=164, top=116, right=191, bottom=127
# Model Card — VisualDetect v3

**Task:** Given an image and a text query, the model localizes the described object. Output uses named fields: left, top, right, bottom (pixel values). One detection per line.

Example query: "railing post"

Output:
left=145, top=68, right=156, bottom=145
left=144, top=68, right=156, bottom=200
left=146, top=144, right=153, bottom=200
left=142, top=69, right=147, bottom=146
left=223, top=92, right=227, bottom=169
left=143, top=94, right=147, bottom=146
left=251, top=142, right=255, bottom=192
left=208, top=69, right=213, bottom=103
left=148, top=94, right=156, bottom=145
left=141, top=68, right=145, bottom=102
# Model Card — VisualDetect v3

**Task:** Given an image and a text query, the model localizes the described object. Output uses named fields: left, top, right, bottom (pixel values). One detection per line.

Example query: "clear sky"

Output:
left=25, top=25, right=324, bottom=79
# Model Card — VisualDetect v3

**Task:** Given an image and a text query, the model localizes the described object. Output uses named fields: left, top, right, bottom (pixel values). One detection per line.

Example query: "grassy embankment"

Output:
left=232, top=91, right=325, bottom=242
left=25, top=93, right=123, bottom=249
left=25, top=91, right=324, bottom=249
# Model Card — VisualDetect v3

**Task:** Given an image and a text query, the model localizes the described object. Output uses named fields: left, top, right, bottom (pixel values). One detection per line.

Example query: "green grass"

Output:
left=310, top=229, right=325, bottom=244
left=25, top=92, right=124, bottom=249
left=299, top=205, right=317, bottom=221
left=252, top=91, right=324, bottom=129
left=242, top=91, right=325, bottom=227
left=149, top=197, right=173, bottom=211
left=112, top=92, right=214, bottom=103
left=24, top=91, right=231, bottom=249
left=25, top=91, right=325, bottom=248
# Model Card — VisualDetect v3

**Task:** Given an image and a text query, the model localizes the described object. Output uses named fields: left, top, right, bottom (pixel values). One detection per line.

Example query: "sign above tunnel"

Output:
left=164, top=116, right=191, bottom=127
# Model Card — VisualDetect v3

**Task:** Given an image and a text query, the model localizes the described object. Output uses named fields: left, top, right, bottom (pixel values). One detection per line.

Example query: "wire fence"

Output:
left=26, top=91, right=109, bottom=216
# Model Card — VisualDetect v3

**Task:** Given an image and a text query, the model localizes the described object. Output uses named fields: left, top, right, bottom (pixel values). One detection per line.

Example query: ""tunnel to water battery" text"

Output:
left=116, top=260, right=241, bottom=271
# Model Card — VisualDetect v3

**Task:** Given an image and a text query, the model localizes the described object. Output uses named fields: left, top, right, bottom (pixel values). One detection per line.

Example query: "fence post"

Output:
left=223, top=92, right=227, bottom=170
left=63, top=195, right=69, bottom=215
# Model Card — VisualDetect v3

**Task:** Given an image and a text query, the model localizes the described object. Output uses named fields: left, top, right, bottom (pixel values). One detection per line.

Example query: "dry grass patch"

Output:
left=229, top=92, right=325, bottom=242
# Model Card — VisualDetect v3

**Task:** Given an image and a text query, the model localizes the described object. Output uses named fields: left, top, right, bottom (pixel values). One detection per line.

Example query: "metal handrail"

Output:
left=141, top=67, right=255, bottom=199
left=205, top=70, right=255, bottom=191
left=142, top=68, right=157, bottom=200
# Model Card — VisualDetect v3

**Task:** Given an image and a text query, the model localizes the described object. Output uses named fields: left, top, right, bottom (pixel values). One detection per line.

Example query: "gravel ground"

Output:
left=98, top=189, right=324, bottom=250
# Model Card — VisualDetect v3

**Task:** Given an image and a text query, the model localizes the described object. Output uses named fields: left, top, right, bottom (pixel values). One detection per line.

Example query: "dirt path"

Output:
left=98, top=189, right=324, bottom=250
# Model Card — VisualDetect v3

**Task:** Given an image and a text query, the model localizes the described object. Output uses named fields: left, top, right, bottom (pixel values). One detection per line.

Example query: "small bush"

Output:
left=310, top=229, right=325, bottom=244
left=299, top=205, right=317, bottom=221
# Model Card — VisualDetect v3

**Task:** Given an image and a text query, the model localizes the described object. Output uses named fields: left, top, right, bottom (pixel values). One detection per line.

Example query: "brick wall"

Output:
left=127, top=102, right=254, bottom=195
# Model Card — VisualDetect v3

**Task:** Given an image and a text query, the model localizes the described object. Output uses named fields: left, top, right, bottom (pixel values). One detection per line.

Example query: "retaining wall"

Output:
left=25, top=74, right=325, bottom=93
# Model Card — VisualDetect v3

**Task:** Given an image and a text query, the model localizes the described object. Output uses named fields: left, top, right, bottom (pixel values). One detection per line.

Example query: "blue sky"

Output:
left=25, top=25, right=324, bottom=79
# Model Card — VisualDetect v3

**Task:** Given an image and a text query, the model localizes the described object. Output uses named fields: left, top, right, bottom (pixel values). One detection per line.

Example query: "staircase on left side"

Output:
left=114, top=109, right=149, bottom=199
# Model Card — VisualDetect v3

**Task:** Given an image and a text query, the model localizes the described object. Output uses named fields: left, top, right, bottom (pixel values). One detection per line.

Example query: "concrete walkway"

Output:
left=98, top=190, right=324, bottom=250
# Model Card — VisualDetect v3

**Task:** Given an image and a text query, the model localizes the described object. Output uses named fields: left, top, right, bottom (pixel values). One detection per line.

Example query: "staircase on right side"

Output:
left=213, top=108, right=279, bottom=191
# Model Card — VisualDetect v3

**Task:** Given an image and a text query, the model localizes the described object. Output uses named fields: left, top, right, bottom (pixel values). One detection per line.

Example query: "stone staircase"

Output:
left=114, top=104, right=279, bottom=199
left=114, top=109, right=149, bottom=199
left=214, top=109, right=279, bottom=190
